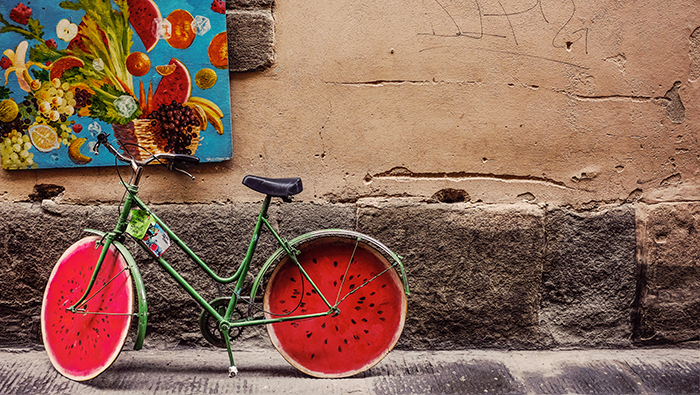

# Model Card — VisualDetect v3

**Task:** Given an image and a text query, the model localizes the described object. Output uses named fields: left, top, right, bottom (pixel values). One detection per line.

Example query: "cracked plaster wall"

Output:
left=1, top=0, right=699, bottom=207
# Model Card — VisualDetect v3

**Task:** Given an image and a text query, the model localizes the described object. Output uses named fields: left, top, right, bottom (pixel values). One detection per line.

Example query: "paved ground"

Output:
left=1, top=347, right=698, bottom=394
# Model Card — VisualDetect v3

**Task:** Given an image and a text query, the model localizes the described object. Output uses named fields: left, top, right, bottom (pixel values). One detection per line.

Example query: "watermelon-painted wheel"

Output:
left=41, top=236, right=134, bottom=381
left=264, top=233, right=407, bottom=378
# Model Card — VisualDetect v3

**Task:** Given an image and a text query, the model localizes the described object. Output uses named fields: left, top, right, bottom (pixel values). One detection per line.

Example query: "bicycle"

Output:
left=40, top=132, right=410, bottom=381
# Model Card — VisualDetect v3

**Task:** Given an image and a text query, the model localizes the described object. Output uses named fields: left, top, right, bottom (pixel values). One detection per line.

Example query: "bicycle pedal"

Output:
left=228, top=366, right=238, bottom=378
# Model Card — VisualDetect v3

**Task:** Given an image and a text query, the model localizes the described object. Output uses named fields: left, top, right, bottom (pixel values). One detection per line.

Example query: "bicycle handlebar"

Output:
left=94, top=132, right=200, bottom=179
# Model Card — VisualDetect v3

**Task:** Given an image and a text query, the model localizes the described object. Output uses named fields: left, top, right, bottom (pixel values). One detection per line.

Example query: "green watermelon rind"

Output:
left=41, top=236, right=134, bottom=381
left=263, top=235, right=407, bottom=378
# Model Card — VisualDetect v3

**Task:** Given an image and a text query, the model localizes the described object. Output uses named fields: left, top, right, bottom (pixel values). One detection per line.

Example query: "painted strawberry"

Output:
left=45, top=39, right=57, bottom=49
left=9, top=3, right=32, bottom=25
left=211, top=0, right=225, bottom=14
left=72, top=124, right=83, bottom=133
left=0, top=57, right=11, bottom=70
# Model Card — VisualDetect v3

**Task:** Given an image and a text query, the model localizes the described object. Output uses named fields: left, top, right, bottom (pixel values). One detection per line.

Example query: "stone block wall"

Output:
left=1, top=199, right=698, bottom=350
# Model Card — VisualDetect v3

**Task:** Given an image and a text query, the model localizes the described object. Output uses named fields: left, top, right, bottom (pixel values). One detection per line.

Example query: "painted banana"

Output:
left=186, top=97, right=224, bottom=134
left=188, top=96, right=224, bottom=118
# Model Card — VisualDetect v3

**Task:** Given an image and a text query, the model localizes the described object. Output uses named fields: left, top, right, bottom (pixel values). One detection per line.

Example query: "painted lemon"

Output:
left=68, top=137, right=92, bottom=165
left=195, top=68, right=217, bottom=90
left=28, top=124, right=60, bottom=152
left=0, top=99, right=19, bottom=123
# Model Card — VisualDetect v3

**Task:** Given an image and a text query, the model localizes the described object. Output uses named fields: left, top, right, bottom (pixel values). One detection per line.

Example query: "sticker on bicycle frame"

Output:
left=140, top=221, right=171, bottom=258
left=126, top=209, right=151, bottom=240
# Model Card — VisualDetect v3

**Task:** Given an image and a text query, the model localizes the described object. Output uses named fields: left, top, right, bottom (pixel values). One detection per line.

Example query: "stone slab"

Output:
left=637, top=203, right=700, bottom=344
left=356, top=199, right=545, bottom=350
left=540, top=206, right=637, bottom=348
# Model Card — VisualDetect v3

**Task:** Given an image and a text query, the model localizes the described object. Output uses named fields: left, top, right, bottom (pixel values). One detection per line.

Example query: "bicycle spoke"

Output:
left=334, top=238, right=360, bottom=305
left=335, top=261, right=399, bottom=306
left=75, top=267, right=130, bottom=310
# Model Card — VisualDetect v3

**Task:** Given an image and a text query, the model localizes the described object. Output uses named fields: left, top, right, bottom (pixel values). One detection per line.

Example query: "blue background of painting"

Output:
left=0, top=0, right=231, bottom=169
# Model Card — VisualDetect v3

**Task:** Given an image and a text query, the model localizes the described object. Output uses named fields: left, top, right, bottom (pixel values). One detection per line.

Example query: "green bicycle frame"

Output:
left=67, top=174, right=409, bottom=369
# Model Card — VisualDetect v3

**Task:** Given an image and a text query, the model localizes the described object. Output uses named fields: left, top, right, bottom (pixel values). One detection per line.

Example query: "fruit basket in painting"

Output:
left=0, top=0, right=231, bottom=169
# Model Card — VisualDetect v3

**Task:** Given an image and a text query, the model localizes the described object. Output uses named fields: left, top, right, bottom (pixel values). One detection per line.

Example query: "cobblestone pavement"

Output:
left=1, top=347, right=698, bottom=394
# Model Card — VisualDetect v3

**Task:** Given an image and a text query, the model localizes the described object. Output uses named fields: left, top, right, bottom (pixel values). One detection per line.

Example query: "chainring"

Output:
left=199, top=297, right=244, bottom=348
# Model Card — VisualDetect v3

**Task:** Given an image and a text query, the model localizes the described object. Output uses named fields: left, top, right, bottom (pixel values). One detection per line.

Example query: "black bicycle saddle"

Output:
left=242, top=175, right=303, bottom=197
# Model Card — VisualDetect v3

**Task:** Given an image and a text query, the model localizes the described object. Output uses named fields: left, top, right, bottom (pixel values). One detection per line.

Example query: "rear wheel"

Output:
left=41, top=236, right=133, bottom=381
left=264, top=233, right=407, bottom=378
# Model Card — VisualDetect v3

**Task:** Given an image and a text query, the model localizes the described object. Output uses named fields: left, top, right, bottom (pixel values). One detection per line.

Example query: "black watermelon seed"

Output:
left=370, top=292, right=376, bottom=296
left=378, top=311, right=383, bottom=314
left=322, top=323, right=326, bottom=329
left=290, top=277, right=296, bottom=282
left=354, top=335, right=360, bottom=340
left=380, top=317, right=386, bottom=321
left=306, top=332, right=312, bottom=338
left=291, top=295, right=297, bottom=299
left=335, top=325, right=339, bottom=332
left=334, top=261, right=338, bottom=267
left=338, top=346, right=342, bottom=352
left=349, top=275, right=354, bottom=280
left=313, top=258, right=317, bottom=263
left=351, top=319, right=356, bottom=324
left=324, top=339, right=328, bottom=344
left=306, top=292, right=311, bottom=296
left=349, top=284, right=355, bottom=290
left=344, top=338, right=348, bottom=344
left=334, top=281, right=338, bottom=286
left=359, top=297, right=366, bottom=300
left=370, top=303, right=375, bottom=307
left=311, top=354, right=315, bottom=359
left=382, top=284, right=387, bottom=288
left=280, top=300, right=286, bottom=304
left=364, top=329, right=369, bottom=334
left=362, top=318, right=368, bottom=322
left=355, top=306, right=361, bottom=310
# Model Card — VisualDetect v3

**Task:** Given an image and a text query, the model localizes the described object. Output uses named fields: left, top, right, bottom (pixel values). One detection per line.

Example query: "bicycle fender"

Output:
left=85, top=229, right=148, bottom=350
left=251, top=229, right=410, bottom=299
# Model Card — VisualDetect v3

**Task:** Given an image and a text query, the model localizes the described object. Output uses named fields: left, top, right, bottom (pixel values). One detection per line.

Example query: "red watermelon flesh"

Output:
left=126, top=0, right=162, bottom=52
left=264, top=237, right=407, bottom=378
left=41, top=237, right=133, bottom=381
left=151, top=58, right=192, bottom=110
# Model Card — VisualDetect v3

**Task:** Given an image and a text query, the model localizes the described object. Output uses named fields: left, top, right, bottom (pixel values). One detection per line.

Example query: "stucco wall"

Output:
left=3, top=0, right=700, bottom=206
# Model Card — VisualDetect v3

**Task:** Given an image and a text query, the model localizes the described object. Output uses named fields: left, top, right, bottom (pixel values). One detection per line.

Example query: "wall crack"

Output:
left=370, top=166, right=571, bottom=189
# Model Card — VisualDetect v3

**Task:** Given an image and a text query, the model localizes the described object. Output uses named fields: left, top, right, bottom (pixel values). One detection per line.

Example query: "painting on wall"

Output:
left=0, top=0, right=231, bottom=170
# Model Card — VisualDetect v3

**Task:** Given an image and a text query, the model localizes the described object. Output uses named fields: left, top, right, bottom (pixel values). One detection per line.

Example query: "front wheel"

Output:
left=263, top=232, right=407, bottom=378
left=41, top=236, right=134, bottom=381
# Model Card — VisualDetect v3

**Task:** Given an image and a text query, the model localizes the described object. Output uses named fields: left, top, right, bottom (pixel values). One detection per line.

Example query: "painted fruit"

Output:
left=155, top=64, right=176, bottom=76
left=208, top=32, right=228, bottom=69
left=126, top=0, right=162, bottom=52
left=68, top=137, right=92, bottom=165
left=166, top=9, right=196, bottom=50
left=28, top=124, right=60, bottom=152
left=264, top=234, right=407, bottom=378
left=151, top=58, right=191, bottom=110
left=126, top=52, right=151, bottom=77
left=42, top=236, right=133, bottom=381
left=49, top=56, right=85, bottom=81
left=0, top=99, right=19, bottom=123
left=194, top=68, right=217, bottom=90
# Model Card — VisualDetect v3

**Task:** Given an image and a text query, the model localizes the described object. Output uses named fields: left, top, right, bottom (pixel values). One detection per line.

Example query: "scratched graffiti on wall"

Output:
left=419, top=0, right=589, bottom=53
